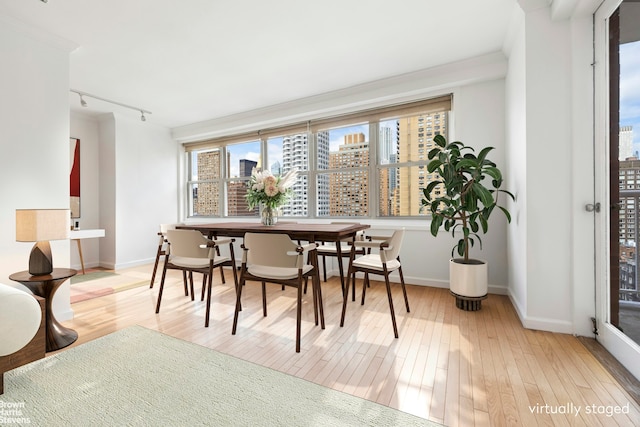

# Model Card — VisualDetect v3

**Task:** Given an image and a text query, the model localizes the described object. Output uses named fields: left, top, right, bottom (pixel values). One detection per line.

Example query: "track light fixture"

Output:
left=70, top=89, right=151, bottom=122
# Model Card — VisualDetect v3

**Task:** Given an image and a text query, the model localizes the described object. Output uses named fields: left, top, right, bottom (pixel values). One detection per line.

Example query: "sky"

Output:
left=621, top=40, right=640, bottom=155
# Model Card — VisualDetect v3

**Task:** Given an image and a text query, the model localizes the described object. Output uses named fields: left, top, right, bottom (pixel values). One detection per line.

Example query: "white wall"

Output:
left=505, top=3, right=597, bottom=336
left=0, top=16, right=75, bottom=320
left=95, top=113, right=179, bottom=270
left=505, top=6, right=529, bottom=321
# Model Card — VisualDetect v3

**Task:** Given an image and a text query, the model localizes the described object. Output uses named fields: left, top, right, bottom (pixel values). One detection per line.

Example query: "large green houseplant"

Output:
left=421, top=134, right=514, bottom=310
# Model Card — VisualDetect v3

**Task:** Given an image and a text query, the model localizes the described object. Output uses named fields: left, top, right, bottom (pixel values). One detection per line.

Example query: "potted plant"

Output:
left=421, top=135, right=514, bottom=311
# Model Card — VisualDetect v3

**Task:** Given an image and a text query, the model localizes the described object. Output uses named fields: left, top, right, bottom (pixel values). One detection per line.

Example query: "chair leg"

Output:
left=322, top=255, right=327, bottom=282
left=201, top=274, right=207, bottom=301
left=361, top=273, right=369, bottom=305
left=204, top=267, right=214, bottom=327
left=262, top=282, right=267, bottom=317
left=398, top=263, right=410, bottom=312
left=149, top=247, right=163, bottom=288
left=383, top=272, right=399, bottom=338
left=340, top=264, right=353, bottom=327
left=312, top=261, right=325, bottom=330
left=295, top=273, right=303, bottom=353
left=232, top=274, right=246, bottom=335
left=155, top=255, right=170, bottom=313
left=219, top=265, right=226, bottom=284
left=188, top=272, right=195, bottom=301
left=182, top=271, right=189, bottom=296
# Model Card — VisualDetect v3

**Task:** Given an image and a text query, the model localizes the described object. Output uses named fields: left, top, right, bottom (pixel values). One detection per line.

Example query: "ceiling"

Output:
left=0, top=0, right=518, bottom=129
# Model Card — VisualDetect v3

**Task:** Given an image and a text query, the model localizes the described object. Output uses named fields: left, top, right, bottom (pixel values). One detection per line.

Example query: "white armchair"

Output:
left=0, top=283, right=43, bottom=394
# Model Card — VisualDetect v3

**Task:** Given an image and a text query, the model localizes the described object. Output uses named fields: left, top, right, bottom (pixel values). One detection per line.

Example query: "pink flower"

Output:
left=264, top=175, right=279, bottom=197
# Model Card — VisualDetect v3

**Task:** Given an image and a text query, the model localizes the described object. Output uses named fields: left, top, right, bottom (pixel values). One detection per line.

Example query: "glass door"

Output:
left=595, top=0, right=640, bottom=380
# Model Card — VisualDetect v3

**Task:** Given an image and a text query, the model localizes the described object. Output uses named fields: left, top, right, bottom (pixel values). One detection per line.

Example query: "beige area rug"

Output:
left=69, top=270, right=148, bottom=303
left=3, top=326, right=442, bottom=427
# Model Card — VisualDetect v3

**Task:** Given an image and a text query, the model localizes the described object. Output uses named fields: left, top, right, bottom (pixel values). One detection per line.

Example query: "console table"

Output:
left=9, top=268, right=78, bottom=352
left=70, top=229, right=105, bottom=274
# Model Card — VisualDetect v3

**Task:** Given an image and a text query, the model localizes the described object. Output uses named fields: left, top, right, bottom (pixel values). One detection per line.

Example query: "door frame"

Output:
left=594, top=0, right=640, bottom=381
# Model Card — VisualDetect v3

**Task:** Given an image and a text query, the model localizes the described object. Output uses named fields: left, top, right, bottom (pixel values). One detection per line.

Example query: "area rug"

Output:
left=69, top=270, right=148, bottom=304
left=3, top=326, right=441, bottom=427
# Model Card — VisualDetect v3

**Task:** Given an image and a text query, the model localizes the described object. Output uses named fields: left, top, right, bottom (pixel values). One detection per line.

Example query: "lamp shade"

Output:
left=16, top=209, right=70, bottom=242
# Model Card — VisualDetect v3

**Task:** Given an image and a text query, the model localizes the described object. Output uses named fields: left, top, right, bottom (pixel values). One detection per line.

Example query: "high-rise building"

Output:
left=270, top=160, right=282, bottom=176
left=620, top=125, right=634, bottom=160
left=279, top=131, right=330, bottom=216
left=228, top=159, right=257, bottom=216
left=619, top=157, right=640, bottom=302
left=194, top=150, right=221, bottom=216
left=316, top=131, right=330, bottom=216
left=282, top=133, right=308, bottom=216
left=378, top=125, right=397, bottom=216
left=329, top=133, right=369, bottom=216
left=239, top=159, right=257, bottom=178
left=397, top=112, right=448, bottom=216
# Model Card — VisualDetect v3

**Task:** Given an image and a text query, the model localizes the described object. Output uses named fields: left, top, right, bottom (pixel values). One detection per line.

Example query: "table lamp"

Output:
left=16, top=209, right=70, bottom=276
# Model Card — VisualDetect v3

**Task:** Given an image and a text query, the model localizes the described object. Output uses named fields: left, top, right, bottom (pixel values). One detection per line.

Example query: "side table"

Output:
left=9, top=268, right=78, bottom=352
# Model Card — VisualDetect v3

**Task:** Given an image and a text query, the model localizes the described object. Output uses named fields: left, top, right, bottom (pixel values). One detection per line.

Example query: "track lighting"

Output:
left=70, top=89, right=151, bottom=122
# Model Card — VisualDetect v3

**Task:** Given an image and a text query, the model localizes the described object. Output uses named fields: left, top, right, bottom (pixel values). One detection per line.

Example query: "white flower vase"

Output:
left=260, top=204, right=278, bottom=226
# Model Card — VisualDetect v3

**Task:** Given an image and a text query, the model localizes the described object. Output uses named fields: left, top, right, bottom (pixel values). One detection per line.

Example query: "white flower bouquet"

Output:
left=246, top=168, right=298, bottom=210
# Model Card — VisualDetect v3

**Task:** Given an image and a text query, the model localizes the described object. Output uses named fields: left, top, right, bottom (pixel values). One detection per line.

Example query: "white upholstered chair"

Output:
left=315, top=222, right=366, bottom=292
left=340, top=229, right=409, bottom=338
left=150, top=223, right=227, bottom=295
left=155, top=229, right=238, bottom=327
left=232, top=233, right=324, bottom=352
left=150, top=223, right=181, bottom=289
left=0, top=283, right=42, bottom=394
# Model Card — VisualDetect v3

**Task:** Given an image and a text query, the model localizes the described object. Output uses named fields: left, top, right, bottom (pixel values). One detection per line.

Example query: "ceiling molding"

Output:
left=0, top=13, right=78, bottom=53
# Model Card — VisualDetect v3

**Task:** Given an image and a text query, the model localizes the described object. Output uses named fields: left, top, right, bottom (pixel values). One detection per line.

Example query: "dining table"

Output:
left=177, top=222, right=370, bottom=293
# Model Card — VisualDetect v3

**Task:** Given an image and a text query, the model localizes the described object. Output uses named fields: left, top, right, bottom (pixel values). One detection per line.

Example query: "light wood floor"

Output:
left=62, top=264, right=640, bottom=426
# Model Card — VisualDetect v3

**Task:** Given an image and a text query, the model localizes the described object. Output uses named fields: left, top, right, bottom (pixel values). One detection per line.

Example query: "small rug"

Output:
left=69, top=270, right=148, bottom=304
left=3, top=326, right=442, bottom=427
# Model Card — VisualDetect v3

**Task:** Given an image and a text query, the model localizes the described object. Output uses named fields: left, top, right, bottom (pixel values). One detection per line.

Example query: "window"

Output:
left=187, top=148, right=222, bottom=217
left=317, top=125, right=369, bottom=217
left=226, top=140, right=261, bottom=217
left=184, top=95, right=451, bottom=219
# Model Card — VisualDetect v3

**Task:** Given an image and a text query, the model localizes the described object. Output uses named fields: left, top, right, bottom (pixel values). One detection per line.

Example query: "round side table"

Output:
left=9, top=268, right=78, bottom=352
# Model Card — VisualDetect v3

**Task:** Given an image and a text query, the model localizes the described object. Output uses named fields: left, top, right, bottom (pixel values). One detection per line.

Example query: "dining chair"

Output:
left=151, top=224, right=227, bottom=298
left=155, top=229, right=238, bottom=327
left=340, top=228, right=409, bottom=338
left=232, top=232, right=324, bottom=352
left=149, top=223, right=180, bottom=289
left=316, top=222, right=366, bottom=291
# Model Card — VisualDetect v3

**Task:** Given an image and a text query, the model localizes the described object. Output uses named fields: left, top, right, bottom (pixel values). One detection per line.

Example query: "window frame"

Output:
left=183, top=95, right=451, bottom=220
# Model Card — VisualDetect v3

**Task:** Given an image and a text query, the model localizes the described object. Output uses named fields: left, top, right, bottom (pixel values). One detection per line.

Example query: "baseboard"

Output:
left=508, top=291, right=574, bottom=334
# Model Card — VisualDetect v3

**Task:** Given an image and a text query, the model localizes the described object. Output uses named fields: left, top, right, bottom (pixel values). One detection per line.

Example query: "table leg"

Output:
left=74, top=239, right=86, bottom=274
left=19, top=278, right=78, bottom=352
left=43, top=278, right=78, bottom=352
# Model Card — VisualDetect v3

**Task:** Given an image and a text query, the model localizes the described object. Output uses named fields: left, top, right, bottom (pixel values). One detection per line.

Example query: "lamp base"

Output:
left=28, top=241, right=53, bottom=276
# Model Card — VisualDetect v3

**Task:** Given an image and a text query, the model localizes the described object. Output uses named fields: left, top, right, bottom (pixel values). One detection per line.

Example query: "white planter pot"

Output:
left=449, top=258, right=488, bottom=310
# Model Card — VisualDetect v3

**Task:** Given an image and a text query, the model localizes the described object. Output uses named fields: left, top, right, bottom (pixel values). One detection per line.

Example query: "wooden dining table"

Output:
left=177, top=222, right=370, bottom=292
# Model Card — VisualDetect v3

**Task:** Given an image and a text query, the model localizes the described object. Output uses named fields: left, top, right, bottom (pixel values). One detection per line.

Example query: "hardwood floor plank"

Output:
left=59, top=264, right=640, bottom=426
